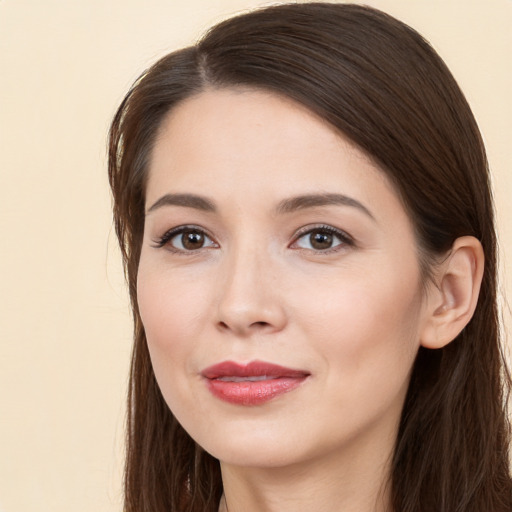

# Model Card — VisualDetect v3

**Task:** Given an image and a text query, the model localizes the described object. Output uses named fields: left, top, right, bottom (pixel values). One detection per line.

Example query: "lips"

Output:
left=201, top=360, right=310, bottom=405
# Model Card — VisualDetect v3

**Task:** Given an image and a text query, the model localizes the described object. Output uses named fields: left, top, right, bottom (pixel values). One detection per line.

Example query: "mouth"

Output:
left=201, top=360, right=310, bottom=406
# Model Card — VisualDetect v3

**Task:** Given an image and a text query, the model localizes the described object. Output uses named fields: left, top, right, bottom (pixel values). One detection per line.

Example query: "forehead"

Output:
left=146, top=88, right=403, bottom=222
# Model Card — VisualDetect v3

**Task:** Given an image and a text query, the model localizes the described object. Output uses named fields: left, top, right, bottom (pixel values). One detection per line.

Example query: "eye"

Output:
left=153, top=226, right=218, bottom=252
left=291, top=225, right=353, bottom=252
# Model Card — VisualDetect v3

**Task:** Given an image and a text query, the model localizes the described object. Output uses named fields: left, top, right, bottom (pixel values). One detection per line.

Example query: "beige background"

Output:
left=0, top=1, right=510, bottom=511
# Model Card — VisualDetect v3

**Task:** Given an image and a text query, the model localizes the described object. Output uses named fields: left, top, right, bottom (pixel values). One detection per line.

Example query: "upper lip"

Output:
left=201, top=360, right=310, bottom=379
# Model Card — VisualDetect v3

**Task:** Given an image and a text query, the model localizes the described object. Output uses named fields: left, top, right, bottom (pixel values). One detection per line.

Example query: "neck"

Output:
left=218, top=427, right=395, bottom=512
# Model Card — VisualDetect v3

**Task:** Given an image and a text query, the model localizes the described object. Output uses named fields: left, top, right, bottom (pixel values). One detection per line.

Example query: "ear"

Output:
left=420, top=236, right=484, bottom=349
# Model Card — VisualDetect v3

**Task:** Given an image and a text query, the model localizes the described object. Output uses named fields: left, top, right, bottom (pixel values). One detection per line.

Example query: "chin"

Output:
left=207, top=440, right=303, bottom=469
left=189, top=418, right=321, bottom=470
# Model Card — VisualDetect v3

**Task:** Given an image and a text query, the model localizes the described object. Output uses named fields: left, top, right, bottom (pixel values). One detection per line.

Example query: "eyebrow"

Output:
left=146, top=193, right=216, bottom=215
left=276, top=193, right=375, bottom=221
left=146, top=192, right=375, bottom=221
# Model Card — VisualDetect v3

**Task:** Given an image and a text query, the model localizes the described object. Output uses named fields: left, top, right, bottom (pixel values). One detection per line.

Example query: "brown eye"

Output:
left=293, top=226, right=351, bottom=252
left=180, top=230, right=205, bottom=250
left=309, top=230, right=333, bottom=250
left=155, top=226, right=217, bottom=252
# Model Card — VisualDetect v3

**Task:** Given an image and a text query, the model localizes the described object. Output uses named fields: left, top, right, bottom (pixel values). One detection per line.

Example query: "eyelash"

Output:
left=151, top=224, right=354, bottom=254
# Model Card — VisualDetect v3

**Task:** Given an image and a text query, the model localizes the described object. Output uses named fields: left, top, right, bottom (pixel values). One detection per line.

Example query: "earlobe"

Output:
left=420, top=236, right=484, bottom=349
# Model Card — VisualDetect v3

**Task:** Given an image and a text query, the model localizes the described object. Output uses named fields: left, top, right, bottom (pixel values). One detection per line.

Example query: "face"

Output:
left=137, top=88, right=430, bottom=470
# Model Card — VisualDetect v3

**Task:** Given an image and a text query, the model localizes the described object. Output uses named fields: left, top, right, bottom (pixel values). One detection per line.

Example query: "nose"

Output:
left=215, top=245, right=287, bottom=337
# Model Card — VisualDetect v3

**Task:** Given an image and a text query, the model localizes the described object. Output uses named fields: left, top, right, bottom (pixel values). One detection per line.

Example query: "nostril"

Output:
left=251, top=321, right=270, bottom=328
left=217, top=320, right=271, bottom=333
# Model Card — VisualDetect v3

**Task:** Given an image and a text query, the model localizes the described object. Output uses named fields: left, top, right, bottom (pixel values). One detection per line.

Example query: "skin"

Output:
left=137, top=88, right=439, bottom=512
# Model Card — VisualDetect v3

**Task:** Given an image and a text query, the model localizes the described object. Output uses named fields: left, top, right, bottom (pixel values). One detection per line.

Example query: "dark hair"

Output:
left=108, top=3, right=511, bottom=511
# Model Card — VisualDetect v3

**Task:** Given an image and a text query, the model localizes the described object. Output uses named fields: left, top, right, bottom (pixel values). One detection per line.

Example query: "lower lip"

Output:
left=206, top=376, right=307, bottom=405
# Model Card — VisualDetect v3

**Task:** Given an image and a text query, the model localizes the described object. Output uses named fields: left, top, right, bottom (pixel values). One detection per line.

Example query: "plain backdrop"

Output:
left=0, top=1, right=510, bottom=511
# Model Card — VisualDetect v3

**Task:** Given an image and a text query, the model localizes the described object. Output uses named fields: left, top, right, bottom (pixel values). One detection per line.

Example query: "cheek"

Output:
left=297, top=281, right=422, bottom=447
left=136, top=265, right=210, bottom=378
left=138, top=261, right=210, bottom=338
left=298, top=267, right=423, bottom=394
left=301, top=267, right=421, bottom=340
left=137, top=268, right=215, bottom=422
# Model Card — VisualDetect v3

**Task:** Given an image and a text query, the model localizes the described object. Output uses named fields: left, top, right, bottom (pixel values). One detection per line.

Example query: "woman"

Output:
left=108, top=3, right=511, bottom=511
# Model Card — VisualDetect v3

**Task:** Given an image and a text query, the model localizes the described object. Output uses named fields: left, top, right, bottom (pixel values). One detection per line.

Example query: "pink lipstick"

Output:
left=201, top=360, right=309, bottom=405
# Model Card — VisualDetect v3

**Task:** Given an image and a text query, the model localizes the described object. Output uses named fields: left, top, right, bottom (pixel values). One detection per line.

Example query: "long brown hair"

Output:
left=108, top=3, right=511, bottom=511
